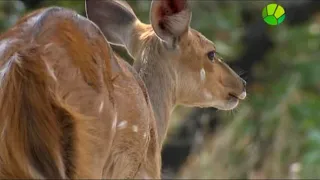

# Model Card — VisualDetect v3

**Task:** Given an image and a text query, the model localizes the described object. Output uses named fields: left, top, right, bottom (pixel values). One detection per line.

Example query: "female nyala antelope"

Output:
left=0, top=0, right=246, bottom=179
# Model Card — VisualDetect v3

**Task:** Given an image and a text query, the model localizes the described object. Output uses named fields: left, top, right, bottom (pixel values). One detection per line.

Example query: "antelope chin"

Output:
left=211, top=98, right=239, bottom=110
left=220, top=99, right=239, bottom=110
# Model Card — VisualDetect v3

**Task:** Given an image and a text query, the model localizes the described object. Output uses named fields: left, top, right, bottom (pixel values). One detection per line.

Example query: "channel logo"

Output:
left=262, top=3, right=286, bottom=26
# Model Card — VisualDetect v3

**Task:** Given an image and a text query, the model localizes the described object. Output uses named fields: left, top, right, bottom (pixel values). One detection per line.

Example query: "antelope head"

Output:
left=86, top=0, right=246, bottom=110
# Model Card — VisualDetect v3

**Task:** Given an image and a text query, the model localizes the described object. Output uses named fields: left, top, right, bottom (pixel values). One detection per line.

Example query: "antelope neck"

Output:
left=133, top=36, right=177, bottom=146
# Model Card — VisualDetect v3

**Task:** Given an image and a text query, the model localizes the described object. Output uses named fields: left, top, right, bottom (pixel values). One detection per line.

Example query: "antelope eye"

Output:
left=207, top=51, right=215, bottom=62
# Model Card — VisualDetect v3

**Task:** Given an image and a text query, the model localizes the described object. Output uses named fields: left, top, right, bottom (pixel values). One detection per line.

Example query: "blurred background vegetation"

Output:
left=1, top=0, right=319, bottom=179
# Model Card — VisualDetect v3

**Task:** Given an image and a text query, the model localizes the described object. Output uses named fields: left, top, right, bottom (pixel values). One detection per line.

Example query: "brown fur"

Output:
left=0, top=5, right=161, bottom=179
left=0, top=7, right=121, bottom=179
left=0, top=0, right=247, bottom=179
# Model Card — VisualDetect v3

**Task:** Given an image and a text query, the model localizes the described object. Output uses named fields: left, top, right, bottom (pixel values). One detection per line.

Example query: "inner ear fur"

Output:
left=150, top=0, right=192, bottom=47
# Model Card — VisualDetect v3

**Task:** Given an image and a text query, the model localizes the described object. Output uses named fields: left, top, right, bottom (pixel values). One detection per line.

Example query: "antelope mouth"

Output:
left=228, top=93, right=239, bottom=100
left=228, top=91, right=246, bottom=101
left=228, top=93, right=240, bottom=101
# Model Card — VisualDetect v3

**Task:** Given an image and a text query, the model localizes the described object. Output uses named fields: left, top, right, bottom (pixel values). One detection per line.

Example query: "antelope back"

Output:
left=0, top=7, right=119, bottom=178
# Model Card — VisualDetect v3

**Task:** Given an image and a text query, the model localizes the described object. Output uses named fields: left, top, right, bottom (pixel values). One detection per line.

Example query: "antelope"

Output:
left=0, top=0, right=246, bottom=179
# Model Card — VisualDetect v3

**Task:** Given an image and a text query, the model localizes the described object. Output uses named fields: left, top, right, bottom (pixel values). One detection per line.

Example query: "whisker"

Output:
left=237, top=69, right=246, bottom=75
left=230, top=66, right=248, bottom=79
left=231, top=109, right=235, bottom=116
left=226, top=109, right=233, bottom=117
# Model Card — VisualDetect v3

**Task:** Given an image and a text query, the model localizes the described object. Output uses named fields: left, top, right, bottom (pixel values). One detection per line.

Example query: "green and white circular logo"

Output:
left=262, top=3, right=286, bottom=26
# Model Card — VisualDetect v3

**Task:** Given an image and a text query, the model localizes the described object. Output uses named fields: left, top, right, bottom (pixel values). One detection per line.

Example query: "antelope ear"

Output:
left=85, top=0, right=138, bottom=48
left=150, top=0, right=191, bottom=47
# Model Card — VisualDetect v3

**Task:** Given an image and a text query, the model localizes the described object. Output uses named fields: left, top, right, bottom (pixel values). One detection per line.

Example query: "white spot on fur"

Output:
left=98, top=101, right=104, bottom=113
left=0, top=59, right=12, bottom=85
left=0, top=53, right=17, bottom=86
left=132, top=125, right=138, bottom=132
left=0, top=38, right=19, bottom=58
left=200, top=68, right=206, bottom=82
left=0, top=39, right=10, bottom=57
left=44, top=60, right=57, bottom=81
left=76, top=13, right=87, bottom=21
left=239, top=91, right=246, bottom=100
left=117, top=121, right=127, bottom=130
left=204, top=89, right=212, bottom=99
left=143, top=132, right=147, bottom=139
left=27, top=12, right=43, bottom=27
left=112, top=113, right=118, bottom=132
left=112, top=117, right=117, bottom=129
left=1, top=118, right=7, bottom=141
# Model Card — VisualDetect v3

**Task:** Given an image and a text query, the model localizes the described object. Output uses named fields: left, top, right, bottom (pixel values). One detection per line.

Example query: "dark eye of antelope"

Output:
left=207, top=51, right=215, bottom=62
